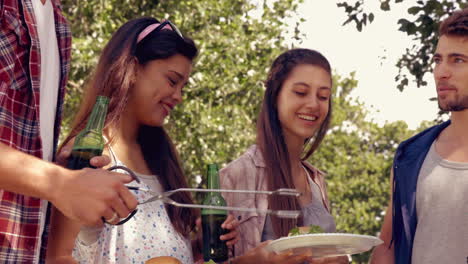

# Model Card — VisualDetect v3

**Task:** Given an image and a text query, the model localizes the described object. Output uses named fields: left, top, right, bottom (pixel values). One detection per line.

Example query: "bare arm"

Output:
left=46, top=208, right=82, bottom=262
left=0, top=142, right=68, bottom=200
left=369, top=170, right=395, bottom=264
left=0, top=142, right=138, bottom=225
left=0, top=143, right=82, bottom=261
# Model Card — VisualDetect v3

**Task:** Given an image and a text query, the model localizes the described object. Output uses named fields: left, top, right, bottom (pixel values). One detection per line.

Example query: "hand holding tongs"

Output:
left=129, top=187, right=303, bottom=219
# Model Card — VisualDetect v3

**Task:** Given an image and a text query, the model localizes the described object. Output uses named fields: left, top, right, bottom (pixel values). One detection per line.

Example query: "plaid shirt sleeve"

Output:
left=0, top=0, right=71, bottom=263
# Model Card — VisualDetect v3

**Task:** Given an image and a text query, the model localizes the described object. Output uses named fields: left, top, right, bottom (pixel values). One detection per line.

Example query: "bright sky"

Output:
left=291, top=0, right=440, bottom=129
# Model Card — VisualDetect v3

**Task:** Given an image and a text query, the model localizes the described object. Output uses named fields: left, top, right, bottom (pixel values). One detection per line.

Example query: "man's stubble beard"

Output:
left=438, top=93, right=468, bottom=111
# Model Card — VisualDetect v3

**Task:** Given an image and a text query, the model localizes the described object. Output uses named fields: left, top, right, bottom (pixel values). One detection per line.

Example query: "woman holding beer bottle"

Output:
left=220, top=49, right=349, bottom=263
left=46, top=17, right=240, bottom=264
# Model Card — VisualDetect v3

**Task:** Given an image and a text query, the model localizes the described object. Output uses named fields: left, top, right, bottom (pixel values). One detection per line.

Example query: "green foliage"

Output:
left=337, top=0, right=467, bottom=92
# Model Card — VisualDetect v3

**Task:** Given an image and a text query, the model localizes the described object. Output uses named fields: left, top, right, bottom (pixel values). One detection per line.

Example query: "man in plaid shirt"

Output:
left=0, top=0, right=138, bottom=262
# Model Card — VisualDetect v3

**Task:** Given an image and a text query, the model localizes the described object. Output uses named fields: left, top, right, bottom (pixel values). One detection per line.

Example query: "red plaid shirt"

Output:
left=0, top=0, right=71, bottom=262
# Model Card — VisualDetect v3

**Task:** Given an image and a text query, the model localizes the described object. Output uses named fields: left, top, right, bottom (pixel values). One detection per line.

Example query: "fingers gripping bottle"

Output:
left=67, top=96, right=109, bottom=170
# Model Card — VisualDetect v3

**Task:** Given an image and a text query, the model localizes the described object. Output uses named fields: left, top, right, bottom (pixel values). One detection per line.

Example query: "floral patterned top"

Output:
left=72, top=150, right=193, bottom=264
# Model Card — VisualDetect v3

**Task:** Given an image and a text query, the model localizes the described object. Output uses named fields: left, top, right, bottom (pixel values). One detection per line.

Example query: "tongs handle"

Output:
left=164, top=201, right=301, bottom=219
left=165, top=188, right=301, bottom=197
left=163, top=188, right=301, bottom=219
left=128, top=184, right=302, bottom=219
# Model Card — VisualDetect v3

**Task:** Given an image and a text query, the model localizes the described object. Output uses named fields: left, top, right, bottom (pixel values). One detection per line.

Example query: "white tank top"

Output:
left=73, top=147, right=194, bottom=264
left=31, top=1, right=60, bottom=260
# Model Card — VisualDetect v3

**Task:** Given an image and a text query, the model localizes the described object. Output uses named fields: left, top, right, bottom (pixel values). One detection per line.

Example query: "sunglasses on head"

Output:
left=156, top=20, right=183, bottom=39
left=137, top=19, right=184, bottom=43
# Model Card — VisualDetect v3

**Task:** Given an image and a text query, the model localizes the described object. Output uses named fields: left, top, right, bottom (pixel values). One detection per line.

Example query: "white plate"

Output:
left=265, top=233, right=383, bottom=258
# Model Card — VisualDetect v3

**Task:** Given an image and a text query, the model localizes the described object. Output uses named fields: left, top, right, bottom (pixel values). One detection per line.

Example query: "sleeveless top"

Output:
left=261, top=165, right=336, bottom=241
left=72, top=146, right=193, bottom=264
left=412, top=142, right=468, bottom=264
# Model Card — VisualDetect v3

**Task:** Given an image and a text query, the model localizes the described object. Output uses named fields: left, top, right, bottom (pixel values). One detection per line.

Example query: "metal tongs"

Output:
left=108, top=165, right=302, bottom=223
left=130, top=187, right=302, bottom=219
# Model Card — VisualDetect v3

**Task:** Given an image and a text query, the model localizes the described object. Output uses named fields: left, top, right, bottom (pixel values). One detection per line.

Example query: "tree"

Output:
left=337, top=0, right=467, bottom=91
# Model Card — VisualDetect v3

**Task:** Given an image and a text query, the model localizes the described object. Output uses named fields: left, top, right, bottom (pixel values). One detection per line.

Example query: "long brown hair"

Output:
left=256, top=48, right=333, bottom=237
left=60, top=17, right=199, bottom=236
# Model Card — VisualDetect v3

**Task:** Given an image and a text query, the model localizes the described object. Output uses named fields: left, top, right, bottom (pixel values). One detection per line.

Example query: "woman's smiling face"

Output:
left=276, top=64, right=332, bottom=143
left=128, top=54, right=192, bottom=127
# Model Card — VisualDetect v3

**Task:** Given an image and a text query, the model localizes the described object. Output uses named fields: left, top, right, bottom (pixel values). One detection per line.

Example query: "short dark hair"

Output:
left=439, top=8, right=468, bottom=37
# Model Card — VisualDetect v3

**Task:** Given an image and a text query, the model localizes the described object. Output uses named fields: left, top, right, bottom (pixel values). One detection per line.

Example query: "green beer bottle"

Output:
left=67, top=96, right=109, bottom=170
left=202, top=164, right=228, bottom=263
